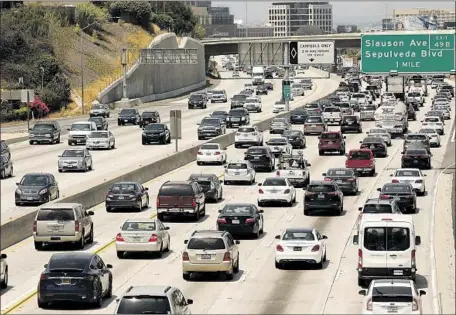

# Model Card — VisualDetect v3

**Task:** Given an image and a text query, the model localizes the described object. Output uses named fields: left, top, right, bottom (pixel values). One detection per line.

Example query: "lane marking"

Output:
left=287, top=214, right=295, bottom=222
left=451, top=129, right=455, bottom=142
left=265, top=238, right=274, bottom=248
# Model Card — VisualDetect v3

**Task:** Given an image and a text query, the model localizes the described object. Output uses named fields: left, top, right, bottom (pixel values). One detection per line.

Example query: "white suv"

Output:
left=234, top=126, right=263, bottom=148
left=67, top=121, right=97, bottom=145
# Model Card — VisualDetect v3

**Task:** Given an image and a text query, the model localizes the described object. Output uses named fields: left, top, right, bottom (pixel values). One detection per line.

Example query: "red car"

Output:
left=318, top=131, right=346, bottom=155
left=345, top=149, right=376, bottom=176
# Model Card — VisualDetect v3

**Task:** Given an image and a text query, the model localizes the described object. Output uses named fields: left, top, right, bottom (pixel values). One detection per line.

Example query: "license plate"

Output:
left=170, top=208, right=181, bottom=212
left=293, top=247, right=302, bottom=251
left=311, top=125, right=316, bottom=127
left=235, top=172, right=240, bottom=175
left=131, top=237, right=141, bottom=242
left=393, top=270, right=403, bottom=275
left=336, top=180, right=343, bottom=184
left=370, top=145, right=375, bottom=149
left=413, top=160, right=419, bottom=163
left=288, top=171, right=295, bottom=175
left=66, top=165, right=75, bottom=168
left=205, top=153, right=211, bottom=156
left=61, top=278, right=71, bottom=285
left=200, top=254, right=211, bottom=260
left=124, top=119, right=128, bottom=122
left=118, top=196, right=124, bottom=199
left=232, top=219, right=240, bottom=224
left=318, top=194, right=325, bottom=199
left=254, top=156, right=260, bottom=160
left=27, top=197, right=34, bottom=200
left=387, top=307, right=398, bottom=313
left=271, top=190, right=278, bottom=194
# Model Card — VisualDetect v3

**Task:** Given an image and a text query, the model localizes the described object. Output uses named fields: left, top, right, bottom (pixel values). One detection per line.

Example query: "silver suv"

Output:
left=33, top=203, right=94, bottom=250
left=114, top=285, right=193, bottom=314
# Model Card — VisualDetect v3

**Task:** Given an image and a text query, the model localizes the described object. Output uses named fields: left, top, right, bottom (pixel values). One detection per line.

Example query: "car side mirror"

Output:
left=317, top=136, right=320, bottom=139
left=58, top=155, right=62, bottom=157
left=116, top=298, right=120, bottom=303
left=275, top=235, right=280, bottom=239
left=106, top=264, right=113, bottom=269
left=44, top=264, right=48, bottom=268
left=376, top=187, right=381, bottom=192
left=0, top=254, right=7, bottom=259
left=359, top=141, right=362, bottom=143
left=259, top=210, right=264, bottom=213
left=352, top=235, right=359, bottom=245
left=322, top=173, right=327, bottom=176
left=358, top=207, right=362, bottom=211
left=67, top=128, right=70, bottom=131
left=186, top=299, right=194, bottom=305
left=235, top=240, right=240, bottom=244
left=16, top=182, right=20, bottom=186
left=401, top=151, right=405, bottom=154
left=344, top=153, right=348, bottom=156
left=308, top=163, right=311, bottom=167
left=218, top=209, right=222, bottom=213
left=321, top=235, right=328, bottom=239
left=219, top=180, right=223, bottom=183
left=164, top=226, right=170, bottom=230
left=184, top=240, right=188, bottom=244
left=258, top=183, right=262, bottom=186
left=419, top=290, right=426, bottom=296
left=197, top=122, right=200, bottom=125
left=424, top=174, right=427, bottom=176
left=224, top=166, right=227, bottom=168
left=29, top=128, right=33, bottom=131
left=343, top=136, right=346, bottom=139
left=415, top=236, right=421, bottom=245
left=88, top=211, right=94, bottom=216
left=358, top=289, right=367, bottom=296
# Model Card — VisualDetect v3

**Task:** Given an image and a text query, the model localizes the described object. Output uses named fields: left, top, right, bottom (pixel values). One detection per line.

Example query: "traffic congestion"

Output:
left=0, top=55, right=455, bottom=315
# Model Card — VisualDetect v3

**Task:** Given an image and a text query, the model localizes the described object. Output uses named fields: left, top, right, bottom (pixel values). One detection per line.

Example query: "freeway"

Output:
left=1, top=81, right=454, bottom=314
left=0, top=68, right=340, bottom=223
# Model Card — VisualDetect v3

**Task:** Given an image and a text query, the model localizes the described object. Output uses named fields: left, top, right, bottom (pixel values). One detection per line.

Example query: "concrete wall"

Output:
left=98, top=33, right=206, bottom=105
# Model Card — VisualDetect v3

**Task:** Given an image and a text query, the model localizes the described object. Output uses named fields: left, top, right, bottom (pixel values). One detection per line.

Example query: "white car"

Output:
left=291, top=83, right=305, bottom=96
left=359, top=279, right=426, bottom=314
left=243, top=97, right=262, bottom=113
left=367, top=128, right=392, bottom=146
left=197, top=143, right=227, bottom=165
left=224, top=161, right=256, bottom=185
left=421, top=118, right=444, bottom=135
left=381, top=92, right=396, bottom=102
left=266, top=137, right=293, bottom=157
left=274, top=228, right=327, bottom=269
left=390, top=168, right=426, bottom=196
left=0, top=253, right=7, bottom=288
left=432, top=104, right=451, bottom=115
left=433, top=108, right=451, bottom=120
left=419, top=128, right=441, bottom=147
left=336, top=92, right=350, bottom=102
left=86, top=130, right=116, bottom=150
left=210, top=90, right=227, bottom=103
left=234, top=126, right=263, bottom=148
left=258, top=177, right=296, bottom=207
left=360, top=91, right=373, bottom=103
left=115, top=219, right=170, bottom=258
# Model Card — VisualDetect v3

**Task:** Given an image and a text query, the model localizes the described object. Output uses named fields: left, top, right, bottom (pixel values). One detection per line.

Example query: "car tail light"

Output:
left=411, top=249, right=416, bottom=267
left=223, top=252, right=231, bottom=261
left=33, top=220, right=37, bottom=233
left=379, top=194, right=389, bottom=199
left=217, top=218, right=227, bottom=224
left=416, top=179, right=423, bottom=183
left=75, top=220, right=80, bottom=232
left=149, top=234, right=158, bottom=242
left=192, top=198, right=197, bottom=208
left=324, top=178, right=332, bottom=182
left=276, top=171, right=280, bottom=175
left=392, top=179, right=399, bottom=183
left=116, top=233, right=124, bottom=242
left=236, top=132, right=241, bottom=136
left=412, top=298, right=419, bottom=311
left=40, top=274, right=48, bottom=281
left=346, top=178, right=355, bottom=182
left=215, top=151, right=221, bottom=155
left=182, top=252, right=189, bottom=261
left=197, top=151, right=203, bottom=155
left=107, top=194, right=113, bottom=198
left=251, top=132, right=257, bottom=136
left=366, top=298, right=373, bottom=311
left=259, top=188, right=264, bottom=194
left=245, top=218, right=256, bottom=223
left=284, top=189, right=290, bottom=194
left=156, top=198, right=160, bottom=208
left=311, top=245, right=320, bottom=252
left=276, top=244, right=284, bottom=252
left=306, top=192, right=316, bottom=196
left=358, top=249, right=363, bottom=268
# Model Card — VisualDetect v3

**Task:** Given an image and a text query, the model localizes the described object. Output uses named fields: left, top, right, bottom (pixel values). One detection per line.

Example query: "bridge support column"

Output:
left=205, top=55, right=211, bottom=73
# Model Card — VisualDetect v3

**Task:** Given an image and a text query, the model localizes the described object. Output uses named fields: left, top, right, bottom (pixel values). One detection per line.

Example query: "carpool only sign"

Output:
left=361, top=32, right=455, bottom=74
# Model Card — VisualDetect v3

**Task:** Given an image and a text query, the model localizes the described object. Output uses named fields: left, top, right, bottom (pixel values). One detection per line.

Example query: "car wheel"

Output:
left=106, top=206, right=112, bottom=212
left=34, top=241, right=43, bottom=250
left=358, top=277, right=367, bottom=287
left=106, top=277, right=113, bottom=298
left=225, top=267, right=234, bottom=280
left=233, top=257, right=240, bottom=273
left=9, top=166, right=13, bottom=177
left=1, top=268, right=7, bottom=289
left=315, top=258, right=323, bottom=269
left=37, top=298, right=49, bottom=309
left=87, top=226, right=94, bottom=244
left=275, top=261, right=283, bottom=269
left=93, top=283, right=103, bottom=308
left=254, top=228, right=260, bottom=239
left=319, top=150, right=324, bottom=156
left=194, top=208, right=201, bottom=221
left=78, top=232, right=85, bottom=249
left=157, top=213, right=164, bottom=221
left=164, top=236, right=170, bottom=252
left=117, top=251, right=125, bottom=259
left=0, top=170, right=4, bottom=179
left=156, top=243, right=163, bottom=258
left=183, top=273, right=191, bottom=281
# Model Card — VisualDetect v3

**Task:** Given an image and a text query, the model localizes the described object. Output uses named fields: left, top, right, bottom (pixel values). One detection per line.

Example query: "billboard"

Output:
left=395, top=16, right=437, bottom=31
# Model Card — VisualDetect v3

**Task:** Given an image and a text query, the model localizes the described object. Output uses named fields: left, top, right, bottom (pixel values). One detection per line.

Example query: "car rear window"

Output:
left=405, top=149, right=427, bottom=155
left=263, top=178, right=286, bottom=186
left=282, top=231, right=315, bottom=241
left=227, top=163, right=248, bottom=169
left=363, top=204, right=393, bottom=214
left=371, top=287, right=413, bottom=303
left=239, top=127, right=255, bottom=133
left=117, top=296, right=171, bottom=314
left=364, top=227, right=410, bottom=251
left=48, top=256, right=88, bottom=271
left=349, top=151, right=371, bottom=160
left=201, top=144, right=219, bottom=150
left=321, top=133, right=340, bottom=140
left=221, top=205, right=255, bottom=215
left=37, top=209, right=75, bottom=221
left=306, top=117, right=322, bottom=123
left=120, top=109, right=136, bottom=115
left=383, top=185, right=412, bottom=193
left=187, top=238, right=225, bottom=250
left=395, top=170, right=420, bottom=177
left=110, top=183, right=137, bottom=192
left=247, top=148, right=266, bottom=155
left=308, top=184, right=336, bottom=192
left=159, top=184, right=193, bottom=196
left=121, top=222, right=156, bottom=231
left=324, top=107, right=339, bottom=112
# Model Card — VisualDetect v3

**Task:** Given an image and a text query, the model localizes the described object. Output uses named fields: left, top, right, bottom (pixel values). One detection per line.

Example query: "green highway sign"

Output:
left=282, top=80, right=291, bottom=101
left=361, top=32, right=455, bottom=74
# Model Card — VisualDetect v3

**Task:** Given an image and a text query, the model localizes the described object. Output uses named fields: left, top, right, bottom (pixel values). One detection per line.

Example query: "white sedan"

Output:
left=390, top=168, right=426, bottom=196
left=224, top=161, right=256, bottom=185
left=419, top=128, right=441, bottom=147
left=197, top=143, right=227, bottom=165
left=359, top=279, right=426, bottom=314
left=274, top=228, right=327, bottom=269
left=367, top=128, right=392, bottom=146
left=258, top=177, right=296, bottom=207
left=243, top=97, right=262, bottom=113
left=86, top=130, right=116, bottom=150
left=421, top=119, right=444, bottom=135
left=266, top=137, right=293, bottom=157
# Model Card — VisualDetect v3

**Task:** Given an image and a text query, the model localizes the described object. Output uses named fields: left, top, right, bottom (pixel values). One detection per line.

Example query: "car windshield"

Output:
left=190, top=94, right=203, bottom=100
left=292, top=110, right=307, bottom=115
left=187, top=238, right=225, bottom=250
left=349, top=151, right=371, bottom=160
left=212, top=90, right=224, bottom=95
left=306, top=117, right=322, bottom=123
left=48, top=256, right=87, bottom=271
left=327, top=169, right=352, bottom=176
left=201, top=119, right=220, bottom=126
left=71, top=124, right=91, bottom=131
left=321, top=133, right=340, bottom=140
left=263, top=178, right=286, bottom=186
left=363, top=137, right=382, bottom=143
left=228, top=163, right=247, bottom=169
left=62, top=150, right=85, bottom=157
left=408, top=92, right=420, bottom=97
left=405, top=149, right=427, bottom=155
left=229, top=110, right=245, bottom=117
left=268, top=138, right=287, bottom=145
left=245, top=98, right=258, bottom=103
left=343, top=116, right=357, bottom=122
left=361, top=106, right=376, bottom=111
left=383, top=185, right=411, bottom=193
left=247, top=148, right=266, bottom=155
left=144, top=124, right=164, bottom=131
left=406, top=134, right=426, bottom=141
left=120, top=109, right=136, bottom=115
left=142, top=111, right=157, bottom=117
left=308, top=184, right=335, bottom=192
left=364, top=227, right=410, bottom=251
left=221, top=205, right=255, bottom=215
left=239, top=127, right=255, bottom=133
left=116, top=296, right=171, bottom=314
left=89, top=132, right=108, bottom=138
left=396, top=170, right=420, bottom=177
left=282, top=231, right=315, bottom=241
left=89, top=117, right=102, bottom=123
left=20, top=175, right=49, bottom=186
left=201, top=144, right=219, bottom=150
left=212, top=111, right=227, bottom=116
left=337, top=103, right=350, bottom=108
left=37, top=208, right=75, bottom=221
left=232, top=95, right=247, bottom=101
left=121, top=222, right=156, bottom=231
left=419, top=129, right=436, bottom=134
left=324, top=107, right=339, bottom=112
left=371, top=286, right=413, bottom=303
left=363, top=204, right=393, bottom=214
left=110, top=183, right=137, bottom=192
left=32, top=123, right=54, bottom=131
left=92, top=105, right=105, bottom=110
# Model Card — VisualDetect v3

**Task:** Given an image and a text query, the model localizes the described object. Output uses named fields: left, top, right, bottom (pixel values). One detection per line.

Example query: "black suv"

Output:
left=290, top=109, right=309, bottom=124
left=197, top=117, right=226, bottom=140
left=188, top=94, right=207, bottom=109
left=377, top=183, right=417, bottom=213
left=340, top=115, right=362, bottom=133
left=244, top=146, right=275, bottom=172
left=256, top=85, right=268, bottom=95
left=142, top=123, right=171, bottom=145
left=188, top=173, right=223, bottom=202
left=282, top=130, right=306, bottom=149
left=303, top=180, right=344, bottom=216
left=226, top=108, right=250, bottom=128
left=88, top=116, right=108, bottom=130
left=1, top=140, right=11, bottom=161
left=230, top=94, right=248, bottom=109
left=139, top=110, right=161, bottom=128
left=118, top=108, right=140, bottom=126
left=29, top=121, right=61, bottom=145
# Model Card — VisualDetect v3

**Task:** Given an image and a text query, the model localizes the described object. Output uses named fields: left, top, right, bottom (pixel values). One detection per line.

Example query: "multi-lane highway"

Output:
left=1, top=76, right=454, bottom=314
left=1, top=68, right=340, bottom=223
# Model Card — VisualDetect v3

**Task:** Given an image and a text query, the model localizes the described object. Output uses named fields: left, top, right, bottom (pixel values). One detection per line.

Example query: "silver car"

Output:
left=367, top=128, right=392, bottom=146
left=360, top=105, right=377, bottom=121
left=58, top=148, right=93, bottom=172
left=86, top=131, right=115, bottom=150
left=115, top=219, right=170, bottom=258
left=270, top=118, right=291, bottom=134
left=89, top=104, right=110, bottom=118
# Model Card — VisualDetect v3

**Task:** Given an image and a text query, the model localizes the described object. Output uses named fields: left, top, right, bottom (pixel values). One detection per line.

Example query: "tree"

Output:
left=192, top=24, right=205, bottom=40
left=151, top=13, right=173, bottom=31
left=109, top=1, right=152, bottom=28
left=41, top=73, right=71, bottom=111
left=294, top=25, right=325, bottom=36
left=166, top=2, right=196, bottom=35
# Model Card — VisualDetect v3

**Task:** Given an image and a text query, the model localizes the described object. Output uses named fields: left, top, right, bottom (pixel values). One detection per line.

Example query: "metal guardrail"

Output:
left=139, top=48, right=199, bottom=65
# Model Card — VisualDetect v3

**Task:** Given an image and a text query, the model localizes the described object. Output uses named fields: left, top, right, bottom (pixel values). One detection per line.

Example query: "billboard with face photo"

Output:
left=395, top=16, right=438, bottom=30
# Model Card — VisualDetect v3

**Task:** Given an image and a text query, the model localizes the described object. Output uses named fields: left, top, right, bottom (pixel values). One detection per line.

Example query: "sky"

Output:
left=212, top=1, right=456, bottom=27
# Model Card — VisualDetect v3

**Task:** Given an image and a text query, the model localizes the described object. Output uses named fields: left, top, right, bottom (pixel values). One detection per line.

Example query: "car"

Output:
left=304, top=103, right=323, bottom=114
left=357, top=198, right=402, bottom=231
left=345, top=149, right=376, bottom=176
left=336, top=92, right=350, bottom=102
left=0, top=253, right=7, bottom=289
left=142, top=123, right=171, bottom=145
left=322, top=168, right=359, bottom=195
left=407, top=104, right=417, bottom=121
left=421, top=119, right=444, bottom=135
left=244, top=83, right=254, bottom=91
left=230, top=94, right=248, bottom=109
left=224, top=160, right=256, bottom=185
left=403, top=133, right=431, bottom=153
left=359, top=279, right=426, bottom=315
left=243, top=96, right=262, bottom=113
left=377, top=183, right=417, bottom=213
left=303, top=180, right=344, bottom=215
left=37, top=252, right=113, bottom=308
left=211, top=110, right=229, bottom=123
left=210, top=90, right=228, bottom=103
left=291, top=83, right=305, bottom=96
left=401, top=148, right=432, bottom=170
left=115, top=219, right=170, bottom=258
left=235, top=126, right=263, bottom=148
left=29, top=121, right=61, bottom=145
left=255, top=85, right=268, bottom=95
left=89, top=104, right=110, bottom=118
left=300, top=79, right=313, bottom=90
left=232, top=71, right=240, bottom=78
left=197, top=117, right=226, bottom=140
left=88, top=116, right=108, bottom=130
left=270, top=118, right=291, bottom=134
left=432, top=106, right=451, bottom=119
left=86, top=130, right=116, bottom=150
left=58, top=148, right=93, bottom=172
left=304, top=116, right=327, bottom=135
left=67, top=121, right=97, bottom=145
left=217, top=203, right=264, bottom=238
left=418, top=128, right=441, bottom=147
left=274, top=228, right=327, bottom=269
left=340, top=115, right=362, bottom=134
left=139, top=110, right=161, bottom=128
left=105, top=182, right=149, bottom=212
left=1, top=140, right=11, bottom=161
left=239, top=89, right=253, bottom=96
left=226, top=108, right=250, bottom=128
left=318, top=131, right=346, bottom=156
left=0, top=155, right=13, bottom=179
left=266, top=137, right=293, bottom=157
left=182, top=230, right=240, bottom=280
left=273, top=99, right=286, bottom=113
left=407, top=99, right=420, bottom=111
left=15, top=173, right=59, bottom=206
left=282, top=130, right=306, bottom=149
left=188, top=173, right=223, bottom=202
left=438, top=84, right=454, bottom=97
left=359, top=136, right=388, bottom=158
left=33, top=203, right=94, bottom=250
left=290, top=108, right=309, bottom=124
left=360, top=105, right=377, bottom=121
left=425, top=110, right=446, bottom=123
left=275, top=153, right=311, bottom=188
left=257, top=177, right=296, bottom=207
left=390, top=168, right=426, bottom=196
left=114, top=285, right=193, bottom=314
left=196, top=143, right=227, bottom=165
left=264, top=82, right=274, bottom=90
left=322, top=106, right=342, bottom=125
left=438, top=89, right=453, bottom=100
left=336, top=102, right=354, bottom=116
left=188, top=93, right=207, bottom=109
left=366, top=128, right=392, bottom=146
left=243, top=146, right=276, bottom=172
left=118, top=108, right=140, bottom=126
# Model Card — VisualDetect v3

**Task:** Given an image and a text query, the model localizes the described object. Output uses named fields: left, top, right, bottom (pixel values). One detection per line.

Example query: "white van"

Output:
left=353, top=214, right=421, bottom=287
left=67, top=121, right=97, bottom=145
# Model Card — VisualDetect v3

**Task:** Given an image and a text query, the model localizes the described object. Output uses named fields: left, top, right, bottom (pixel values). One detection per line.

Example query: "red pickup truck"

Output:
left=345, top=149, right=376, bottom=176
left=318, top=131, right=346, bottom=156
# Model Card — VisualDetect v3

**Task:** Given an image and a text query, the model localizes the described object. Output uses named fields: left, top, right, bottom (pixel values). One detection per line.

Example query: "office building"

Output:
left=189, top=3, right=237, bottom=37
left=237, top=25, right=274, bottom=37
left=208, top=6, right=234, bottom=25
left=392, top=8, right=455, bottom=28
left=184, top=1, right=211, bottom=8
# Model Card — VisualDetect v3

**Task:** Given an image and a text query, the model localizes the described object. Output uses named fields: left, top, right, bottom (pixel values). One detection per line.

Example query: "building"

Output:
left=190, top=3, right=237, bottom=37
left=392, top=8, right=455, bottom=28
left=183, top=1, right=211, bottom=8
left=208, top=6, right=234, bottom=25
left=381, top=18, right=395, bottom=31
left=268, top=1, right=333, bottom=37
left=336, top=25, right=358, bottom=33
left=237, top=25, right=274, bottom=37
left=191, top=6, right=211, bottom=25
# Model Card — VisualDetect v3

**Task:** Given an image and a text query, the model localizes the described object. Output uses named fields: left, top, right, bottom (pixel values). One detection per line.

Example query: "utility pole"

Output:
left=40, top=67, right=44, bottom=91
left=80, top=34, right=85, bottom=115
left=121, top=48, right=128, bottom=100
left=284, top=43, right=290, bottom=112
left=245, top=2, right=248, bottom=37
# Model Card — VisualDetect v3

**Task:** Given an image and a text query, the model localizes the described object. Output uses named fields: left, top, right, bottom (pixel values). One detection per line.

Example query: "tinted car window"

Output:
left=221, top=204, right=255, bottom=215
left=363, top=204, right=393, bottom=213
left=89, top=117, right=102, bottom=122
left=396, top=170, right=420, bottom=177
left=187, top=238, right=225, bottom=250
left=144, top=124, right=165, bottom=131
left=239, top=127, right=255, bottom=133
left=282, top=130, right=301, bottom=136
left=361, top=106, right=376, bottom=111
left=229, top=110, right=245, bottom=116
left=306, top=117, right=322, bottom=123
left=324, top=107, right=339, bottom=112
left=117, top=296, right=171, bottom=314
left=227, top=163, right=247, bottom=169
left=120, top=109, right=136, bottom=115
left=405, top=149, right=427, bottom=155
left=232, top=95, right=247, bottom=101
left=364, top=227, right=410, bottom=251
left=48, top=256, right=88, bottom=271
left=320, top=133, right=340, bottom=140
left=343, top=116, right=357, bottom=122
left=190, top=94, right=203, bottom=100
left=200, top=144, right=219, bottom=150
left=37, top=209, right=75, bottom=221
left=247, top=148, right=267, bottom=155
left=142, top=111, right=157, bottom=117
left=308, top=184, right=336, bottom=192
left=383, top=185, right=412, bottom=193
left=71, top=124, right=91, bottom=131
left=121, top=222, right=156, bottom=231
left=349, top=151, right=370, bottom=160
left=263, top=178, right=286, bottom=186
left=32, top=124, right=54, bottom=131
left=20, top=174, right=49, bottom=186
left=111, top=183, right=137, bottom=192
left=363, top=137, right=382, bottom=143
left=89, top=132, right=108, bottom=138
left=159, top=184, right=193, bottom=196
left=283, top=232, right=314, bottom=241
left=201, top=119, right=220, bottom=126
left=267, top=138, right=287, bottom=145
left=372, top=287, right=413, bottom=303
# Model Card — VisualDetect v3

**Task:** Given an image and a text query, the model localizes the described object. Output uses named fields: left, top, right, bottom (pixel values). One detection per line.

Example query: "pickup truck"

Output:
left=406, top=91, right=424, bottom=107
left=275, top=154, right=311, bottom=188
left=322, top=107, right=342, bottom=125
left=345, top=149, right=376, bottom=176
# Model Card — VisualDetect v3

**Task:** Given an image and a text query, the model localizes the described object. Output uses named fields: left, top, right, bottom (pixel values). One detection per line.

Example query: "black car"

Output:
left=188, top=173, right=223, bottom=202
left=29, top=121, right=61, bottom=145
left=303, top=180, right=344, bottom=216
left=322, top=168, right=358, bottom=195
left=105, top=182, right=149, bottom=212
left=359, top=136, right=387, bottom=158
left=139, top=110, right=161, bottom=127
left=217, top=203, right=264, bottom=238
left=407, top=104, right=417, bottom=120
left=256, top=85, right=268, bottom=95
left=38, top=252, right=113, bottom=308
left=401, top=148, right=432, bottom=169
left=244, top=146, right=275, bottom=172
left=290, top=109, right=309, bottom=124
left=188, top=93, right=207, bottom=109
left=197, top=117, right=226, bottom=140
left=15, top=173, right=59, bottom=206
left=210, top=110, right=228, bottom=122
left=440, top=85, right=454, bottom=97
left=142, top=123, right=171, bottom=145
left=264, top=82, right=274, bottom=90
left=408, top=99, right=420, bottom=111
left=340, top=115, right=362, bottom=133
left=0, top=155, right=13, bottom=179
left=230, top=94, right=248, bottom=109
left=282, top=130, right=306, bottom=149
left=264, top=70, right=273, bottom=79
left=88, top=116, right=108, bottom=130
left=226, top=108, right=250, bottom=128
left=1, top=140, right=11, bottom=161
left=118, top=108, right=140, bottom=126
left=377, top=183, right=417, bottom=213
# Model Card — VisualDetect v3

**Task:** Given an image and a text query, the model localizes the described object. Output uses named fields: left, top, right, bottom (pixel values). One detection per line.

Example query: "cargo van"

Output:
left=353, top=214, right=421, bottom=287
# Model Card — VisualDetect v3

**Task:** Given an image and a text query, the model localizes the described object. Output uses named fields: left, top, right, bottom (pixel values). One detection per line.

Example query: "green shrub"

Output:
left=75, top=2, right=108, bottom=34
left=109, top=1, right=152, bottom=28
left=41, top=74, right=71, bottom=112
left=14, top=107, right=29, bottom=120
left=150, top=13, right=173, bottom=31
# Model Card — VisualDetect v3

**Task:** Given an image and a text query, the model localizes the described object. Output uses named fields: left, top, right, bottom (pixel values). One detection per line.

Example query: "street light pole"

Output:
left=40, top=67, right=44, bottom=91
